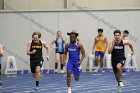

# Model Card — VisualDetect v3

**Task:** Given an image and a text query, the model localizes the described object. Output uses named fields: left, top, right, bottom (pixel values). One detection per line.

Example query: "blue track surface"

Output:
left=1, top=72, right=140, bottom=93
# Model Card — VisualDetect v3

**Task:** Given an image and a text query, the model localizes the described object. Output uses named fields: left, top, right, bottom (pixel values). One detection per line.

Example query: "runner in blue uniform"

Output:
left=64, top=31, right=85, bottom=93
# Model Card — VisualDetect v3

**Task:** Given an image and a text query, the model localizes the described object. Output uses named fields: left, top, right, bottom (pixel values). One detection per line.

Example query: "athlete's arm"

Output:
left=64, top=44, right=68, bottom=64
left=78, top=44, right=85, bottom=65
left=50, top=40, right=56, bottom=49
left=104, top=36, right=108, bottom=53
left=121, top=36, right=124, bottom=40
left=92, top=38, right=96, bottom=54
left=63, top=39, right=66, bottom=52
left=27, top=41, right=36, bottom=55
left=42, top=41, right=50, bottom=60
left=0, top=44, right=4, bottom=56
left=123, top=40, right=134, bottom=55
left=108, top=40, right=115, bottom=54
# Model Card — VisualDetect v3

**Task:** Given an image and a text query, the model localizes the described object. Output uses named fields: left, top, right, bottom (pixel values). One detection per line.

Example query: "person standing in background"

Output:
left=50, top=31, right=66, bottom=74
left=92, top=29, right=108, bottom=72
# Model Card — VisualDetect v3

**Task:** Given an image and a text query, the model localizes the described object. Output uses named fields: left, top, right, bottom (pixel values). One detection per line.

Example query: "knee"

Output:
left=67, top=71, right=71, bottom=77
left=117, top=66, right=122, bottom=71
left=67, top=74, right=71, bottom=78
left=95, top=57, right=98, bottom=62
left=36, top=68, right=40, bottom=73
left=95, top=57, right=98, bottom=60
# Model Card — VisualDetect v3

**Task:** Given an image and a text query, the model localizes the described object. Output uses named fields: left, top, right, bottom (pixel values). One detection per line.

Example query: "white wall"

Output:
left=0, top=0, right=4, bottom=9
left=69, top=0, right=140, bottom=9
left=3, top=0, right=140, bottom=10
left=0, top=9, right=140, bottom=73
left=5, top=0, right=65, bottom=10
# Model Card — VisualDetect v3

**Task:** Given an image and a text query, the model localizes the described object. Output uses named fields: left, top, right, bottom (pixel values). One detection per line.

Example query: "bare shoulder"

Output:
left=78, top=43, right=83, bottom=48
left=123, top=39, right=129, bottom=43
left=123, top=39, right=129, bottom=45
left=41, top=40, right=46, bottom=44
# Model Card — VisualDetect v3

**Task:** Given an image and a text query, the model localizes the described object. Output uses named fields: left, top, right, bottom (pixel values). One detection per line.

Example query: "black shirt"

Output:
left=30, top=40, right=43, bottom=62
left=111, top=40, right=126, bottom=62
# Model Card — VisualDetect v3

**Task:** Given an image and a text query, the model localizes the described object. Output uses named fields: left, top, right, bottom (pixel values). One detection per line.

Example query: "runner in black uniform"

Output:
left=108, top=30, right=134, bottom=92
left=27, top=32, right=49, bottom=90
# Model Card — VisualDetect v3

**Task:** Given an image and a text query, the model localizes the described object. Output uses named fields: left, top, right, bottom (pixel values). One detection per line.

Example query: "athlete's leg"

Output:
left=100, top=58, right=103, bottom=68
left=73, top=63, right=80, bottom=81
left=34, top=64, right=41, bottom=90
left=35, top=66, right=41, bottom=83
left=116, top=63, right=123, bottom=92
left=99, top=51, right=105, bottom=68
left=116, top=63, right=123, bottom=82
left=95, top=56, right=98, bottom=66
left=116, top=62, right=125, bottom=88
left=55, top=53, right=60, bottom=73
left=112, top=62, right=119, bottom=81
left=67, top=62, right=73, bottom=93
left=60, top=53, right=64, bottom=73
left=112, top=62, right=122, bottom=92
left=30, top=63, right=35, bottom=77
left=67, top=70, right=71, bottom=87
left=94, top=51, right=99, bottom=72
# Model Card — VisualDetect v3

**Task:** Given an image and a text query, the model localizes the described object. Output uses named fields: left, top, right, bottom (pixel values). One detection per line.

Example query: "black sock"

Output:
left=55, top=63, right=58, bottom=70
left=61, top=64, right=63, bottom=70
left=118, top=81, right=122, bottom=86
left=36, top=81, right=39, bottom=86
left=119, top=80, right=122, bottom=82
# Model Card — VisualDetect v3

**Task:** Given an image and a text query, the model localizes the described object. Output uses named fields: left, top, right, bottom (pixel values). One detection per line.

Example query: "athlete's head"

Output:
left=98, top=28, right=103, bottom=36
left=32, top=32, right=41, bottom=42
left=67, top=31, right=79, bottom=43
left=123, top=30, right=129, bottom=37
left=57, top=31, right=62, bottom=38
left=114, top=30, right=121, bottom=41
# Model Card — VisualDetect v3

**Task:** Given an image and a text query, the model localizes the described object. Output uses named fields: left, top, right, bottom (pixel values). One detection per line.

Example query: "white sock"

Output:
left=68, top=87, right=71, bottom=90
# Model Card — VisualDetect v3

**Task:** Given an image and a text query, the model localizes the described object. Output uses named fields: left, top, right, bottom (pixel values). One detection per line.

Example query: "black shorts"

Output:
left=112, top=60, right=125, bottom=73
left=30, top=61, right=43, bottom=73
left=55, top=51, right=64, bottom=54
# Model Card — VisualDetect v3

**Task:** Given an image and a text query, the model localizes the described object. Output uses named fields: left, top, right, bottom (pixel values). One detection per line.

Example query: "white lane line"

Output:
left=72, top=75, right=107, bottom=92
left=100, top=74, right=140, bottom=93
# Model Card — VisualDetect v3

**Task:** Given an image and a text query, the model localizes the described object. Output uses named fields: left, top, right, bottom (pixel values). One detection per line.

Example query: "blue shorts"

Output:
left=67, top=61, right=80, bottom=76
left=95, top=51, right=104, bottom=58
